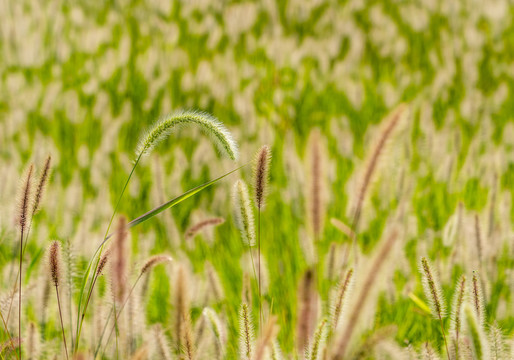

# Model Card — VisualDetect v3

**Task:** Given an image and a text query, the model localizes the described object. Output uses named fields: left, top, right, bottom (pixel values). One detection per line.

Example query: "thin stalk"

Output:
left=18, top=228, right=23, bottom=359
left=258, top=210, right=262, bottom=335
left=438, top=314, right=450, bottom=360
left=97, top=274, right=143, bottom=357
left=55, top=286, right=69, bottom=360
left=0, top=309, right=20, bottom=360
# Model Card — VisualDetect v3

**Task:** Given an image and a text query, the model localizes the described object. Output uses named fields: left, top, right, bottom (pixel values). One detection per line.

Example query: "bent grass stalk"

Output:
left=74, top=111, right=239, bottom=353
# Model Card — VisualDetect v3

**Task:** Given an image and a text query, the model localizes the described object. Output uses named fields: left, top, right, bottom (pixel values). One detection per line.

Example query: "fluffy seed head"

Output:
left=232, top=180, right=256, bottom=246
left=185, top=217, right=225, bottom=240
left=296, top=268, right=317, bottom=354
left=253, top=145, right=271, bottom=209
left=203, top=307, right=226, bottom=357
left=420, top=257, right=446, bottom=319
left=17, top=164, right=34, bottom=233
left=450, top=275, right=467, bottom=338
left=350, top=103, right=409, bottom=230
left=136, top=110, right=239, bottom=160
left=239, top=302, right=254, bottom=360
left=111, top=216, right=128, bottom=303
left=48, top=241, right=61, bottom=287
left=464, top=303, right=489, bottom=359
left=331, top=268, right=354, bottom=330
left=96, top=249, right=111, bottom=276
left=306, top=318, right=328, bottom=360
left=32, top=155, right=51, bottom=216
left=471, top=271, right=485, bottom=326
left=140, top=255, right=172, bottom=276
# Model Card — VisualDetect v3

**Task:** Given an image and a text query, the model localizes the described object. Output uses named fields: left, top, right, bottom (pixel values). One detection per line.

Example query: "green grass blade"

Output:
left=101, top=164, right=245, bottom=243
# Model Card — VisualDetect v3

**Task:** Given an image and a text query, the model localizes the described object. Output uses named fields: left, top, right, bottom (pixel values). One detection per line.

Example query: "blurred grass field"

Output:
left=0, top=0, right=514, bottom=358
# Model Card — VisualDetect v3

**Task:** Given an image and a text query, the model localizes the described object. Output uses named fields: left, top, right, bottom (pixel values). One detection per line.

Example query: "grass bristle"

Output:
left=136, top=110, right=239, bottom=160
left=96, top=249, right=111, bottom=277
left=153, top=324, right=173, bottom=360
left=31, top=155, right=51, bottom=216
left=306, top=318, right=328, bottom=360
left=140, top=255, right=172, bottom=276
left=232, top=180, right=256, bottom=246
left=296, top=268, right=317, bottom=355
left=471, top=271, right=485, bottom=326
left=350, top=103, right=408, bottom=231
left=185, top=218, right=225, bottom=240
left=253, top=145, right=271, bottom=210
left=420, top=257, right=446, bottom=320
left=175, top=265, right=189, bottom=351
left=332, top=230, right=398, bottom=360
left=111, top=216, right=128, bottom=303
left=450, top=275, right=466, bottom=344
left=17, top=164, right=34, bottom=234
left=239, top=302, right=254, bottom=360
left=488, top=323, right=506, bottom=360
left=331, top=268, right=354, bottom=331
left=464, top=303, right=489, bottom=360
left=203, top=307, right=226, bottom=359
left=48, top=241, right=62, bottom=287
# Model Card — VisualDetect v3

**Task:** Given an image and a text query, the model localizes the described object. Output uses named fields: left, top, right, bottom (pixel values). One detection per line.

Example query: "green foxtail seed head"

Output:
left=419, top=257, right=446, bottom=319
left=450, top=275, right=466, bottom=338
left=232, top=180, right=256, bottom=246
left=136, top=110, right=238, bottom=160
left=239, top=302, right=254, bottom=360
left=464, top=303, right=489, bottom=360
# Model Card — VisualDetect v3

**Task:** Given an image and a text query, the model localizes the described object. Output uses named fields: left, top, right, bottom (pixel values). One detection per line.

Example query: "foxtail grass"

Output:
left=48, top=241, right=69, bottom=360
left=471, top=271, right=485, bottom=326
left=464, top=303, right=489, bottom=359
left=239, top=302, right=255, bottom=360
left=306, top=318, right=328, bottom=360
left=349, top=104, right=408, bottom=263
left=331, top=268, right=354, bottom=331
left=185, top=217, right=225, bottom=240
left=450, top=275, right=466, bottom=358
left=253, top=145, right=271, bottom=333
left=75, top=110, right=238, bottom=353
left=136, top=110, right=238, bottom=160
left=296, top=268, right=317, bottom=355
left=203, top=308, right=226, bottom=359
left=16, top=163, right=34, bottom=358
left=233, top=180, right=256, bottom=247
left=420, top=257, right=450, bottom=360
left=332, top=230, right=398, bottom=359
left=97, top=254, right=172, bottom=357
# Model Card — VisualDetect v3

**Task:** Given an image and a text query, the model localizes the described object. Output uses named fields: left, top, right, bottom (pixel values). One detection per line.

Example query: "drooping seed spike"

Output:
left=136, top=110, right=239, bottom=160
